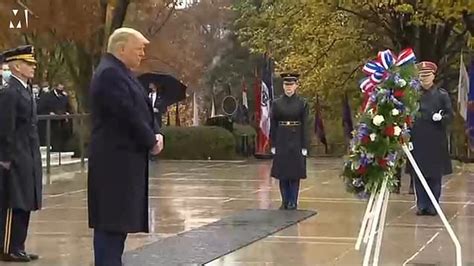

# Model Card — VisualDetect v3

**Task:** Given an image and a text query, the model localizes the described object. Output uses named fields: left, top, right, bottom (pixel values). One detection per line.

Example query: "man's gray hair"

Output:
left=107, top=28, right=149, bottom=53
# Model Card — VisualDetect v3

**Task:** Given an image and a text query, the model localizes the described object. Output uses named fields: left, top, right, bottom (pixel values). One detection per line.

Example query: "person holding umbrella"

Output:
left=148, top=83, right=167, bottom=128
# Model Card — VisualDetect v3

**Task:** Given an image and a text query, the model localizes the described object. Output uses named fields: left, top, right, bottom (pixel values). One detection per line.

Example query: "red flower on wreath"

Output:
left=394, top=90, right=404, bottom=98
left=377, top=158, right=388, bottom=168
left=357, top=166, right=368, bottom=175
left=361, top=136, right=370, bottom=145
left=384, top=125, right=395, bottom=137
left=405, top=116, right=413, bottom=127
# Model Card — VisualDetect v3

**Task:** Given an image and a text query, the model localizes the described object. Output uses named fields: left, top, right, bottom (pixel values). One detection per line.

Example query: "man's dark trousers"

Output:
left=279, top=179, right=300, bottom=206
left=413, top=174, right=442, bottom=212
left=93, top=229, right=127, bottom=266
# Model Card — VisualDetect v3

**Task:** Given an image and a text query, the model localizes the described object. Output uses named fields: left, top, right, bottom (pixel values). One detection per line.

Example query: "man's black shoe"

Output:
left=0, top=251, right=31, bottom=262
left=20, top=251, right=39, bottom=260
left=279, top=204, right=287, bottom=210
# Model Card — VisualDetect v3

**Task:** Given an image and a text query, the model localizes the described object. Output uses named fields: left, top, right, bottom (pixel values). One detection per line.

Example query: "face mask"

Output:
left=2, top=70, right=11, bottom=81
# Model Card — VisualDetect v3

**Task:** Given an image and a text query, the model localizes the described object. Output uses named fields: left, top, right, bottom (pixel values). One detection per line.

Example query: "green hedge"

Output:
left=158, top=126, right=237, bottom=160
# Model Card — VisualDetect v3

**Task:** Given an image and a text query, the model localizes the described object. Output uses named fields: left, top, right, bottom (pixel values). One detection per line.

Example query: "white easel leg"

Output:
left=402, top=144, right=462, bottom=266
left=373, top=189, right=390, bottom=266
left=355, top=192, right=376, bottom=250
left=362, top=178, right=388, bottom=266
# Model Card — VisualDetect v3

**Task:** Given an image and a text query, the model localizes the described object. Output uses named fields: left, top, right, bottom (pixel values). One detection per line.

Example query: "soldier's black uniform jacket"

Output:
left=0, top=76, right=42, bottom=211
left=406, top=86, right=453, bottom=178
left=270, top=94, right=310, bottom=180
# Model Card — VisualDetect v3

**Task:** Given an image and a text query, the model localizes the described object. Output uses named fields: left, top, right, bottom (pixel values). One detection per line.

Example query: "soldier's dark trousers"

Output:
left=0, top=208, right=30, bottom=254
left=279, top=179, right=300, bottom=206
left=413, top=174, right=442, bottom=212
left=93, top=229, right=127, bottom=266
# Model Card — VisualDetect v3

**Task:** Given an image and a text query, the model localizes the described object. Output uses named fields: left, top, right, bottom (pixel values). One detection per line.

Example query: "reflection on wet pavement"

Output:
left=2, top=158, right=473, bottom=265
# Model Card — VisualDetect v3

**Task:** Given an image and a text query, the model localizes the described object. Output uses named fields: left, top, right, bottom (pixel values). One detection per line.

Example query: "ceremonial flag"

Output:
left=467, top=59, right=474, bottom=150
left=458, top=53, right=470, bottom=120
left=241, top=78, right=249, bottom=124
left=342, top=93, right=354, bottom=141
left=260, top=55, right=273, bottom=143
left=210, top=96, right=216, bottom=118
left=193, top=92, right=199, bottom=126
left=242, top=78, right=249, bottom=110
left=315, top=95, right=328, bottom=153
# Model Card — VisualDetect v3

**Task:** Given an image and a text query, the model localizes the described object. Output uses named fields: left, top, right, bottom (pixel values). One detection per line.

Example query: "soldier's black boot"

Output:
left=287, top=202, right=297, bottom=210
left=279, top=202, right=288, bottom=210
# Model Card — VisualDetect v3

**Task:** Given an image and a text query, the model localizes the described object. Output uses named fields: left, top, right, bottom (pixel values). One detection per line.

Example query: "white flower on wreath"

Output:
left=397, top=79, right=407, bottom=87
left=393, top=126, right=402, bottom=136
left=391, top=109, right=400, bottom=116
left=369, top=133, right=376, bottom=141
left=372, top=115, right=385, bottom=126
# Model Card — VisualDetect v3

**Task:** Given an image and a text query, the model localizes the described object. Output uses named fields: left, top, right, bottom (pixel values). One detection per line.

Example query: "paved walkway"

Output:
left=2, top=158, right=473, bottom=265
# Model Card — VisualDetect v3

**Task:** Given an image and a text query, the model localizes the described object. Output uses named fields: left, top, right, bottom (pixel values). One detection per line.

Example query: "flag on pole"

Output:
left=242, top=78, right=249, bottom=110
left=342, top=92, right=354, bottom=141
left=467, top=59, right=474, bottom=150
left=260, top=80, right=271, bottom=140
left=263, top=53, right=274, bottom=103
left=193, top=92, right=199, bottom=126
left=315, top=95, right=328, bottom=153
left=240, top=78, right=249, bottom=124
left=210, top=96, right=216, bottom=118
left=458, top=53, right=470, bottom=120
left=260, top=55, right=273, bottom=150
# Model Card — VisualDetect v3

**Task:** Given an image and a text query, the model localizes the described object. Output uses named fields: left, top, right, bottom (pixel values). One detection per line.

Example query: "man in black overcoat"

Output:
left=39, top=82, right=73, bottom=151
left=148, top=82, right=166, bottom=128
left=270, top=73, right=310, bottom=210
left=0, top=45, right=42, bottom=262
left=407, top=61, right=453, bottom=216
left=88, top=28, right=164, bottom=266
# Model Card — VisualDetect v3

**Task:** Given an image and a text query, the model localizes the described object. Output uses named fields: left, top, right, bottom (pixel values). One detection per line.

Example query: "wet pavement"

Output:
left=2, top=158, right=473, bottom=265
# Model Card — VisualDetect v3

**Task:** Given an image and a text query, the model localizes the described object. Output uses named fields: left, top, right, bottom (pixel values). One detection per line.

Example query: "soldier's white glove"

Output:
left=271, top=147, right=276, bottom=154
left=302, top=149, right=307, bottom=156
left=432, top=110, right=443, bottom=122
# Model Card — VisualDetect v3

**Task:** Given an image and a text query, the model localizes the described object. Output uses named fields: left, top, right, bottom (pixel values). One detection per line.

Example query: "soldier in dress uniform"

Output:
left=406, top=61, right=453, bottom=216
left=0, top=45, right=42, bottom=262
left=270, top=73, right=310, bottom=210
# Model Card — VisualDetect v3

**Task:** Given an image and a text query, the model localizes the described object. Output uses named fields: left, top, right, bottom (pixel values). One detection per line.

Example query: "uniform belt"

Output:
left=279, top=121, right=301, bottom=126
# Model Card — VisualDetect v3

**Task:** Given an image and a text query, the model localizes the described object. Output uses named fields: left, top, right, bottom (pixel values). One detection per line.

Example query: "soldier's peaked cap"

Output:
left=3, top=45, right=37, bottom=64
left=280, top=72, right=300, bottom=82
left=417, top=61, right=437, bottom=74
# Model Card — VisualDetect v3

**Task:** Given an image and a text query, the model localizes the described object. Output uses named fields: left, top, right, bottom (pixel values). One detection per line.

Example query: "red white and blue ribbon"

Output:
left=359, top=48, right=416, bottom=110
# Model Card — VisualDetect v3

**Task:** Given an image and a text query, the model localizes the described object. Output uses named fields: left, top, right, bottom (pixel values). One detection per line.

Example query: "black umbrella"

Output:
left=137, top=73, right=187, bottom=108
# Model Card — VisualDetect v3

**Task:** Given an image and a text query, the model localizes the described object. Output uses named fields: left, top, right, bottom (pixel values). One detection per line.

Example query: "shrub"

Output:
left=158, top=126, right=237, bottom=160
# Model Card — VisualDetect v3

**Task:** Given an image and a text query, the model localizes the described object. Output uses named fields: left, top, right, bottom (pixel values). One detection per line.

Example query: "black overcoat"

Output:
left=406, top=87, right=453, bottom=178
left=39, top=89, right=73, bottom=151
left=88, top=54, right=160, bottom=233
left=270, top=94, right=310, bottom=180
left=0, top=76, right=42, bottom=211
